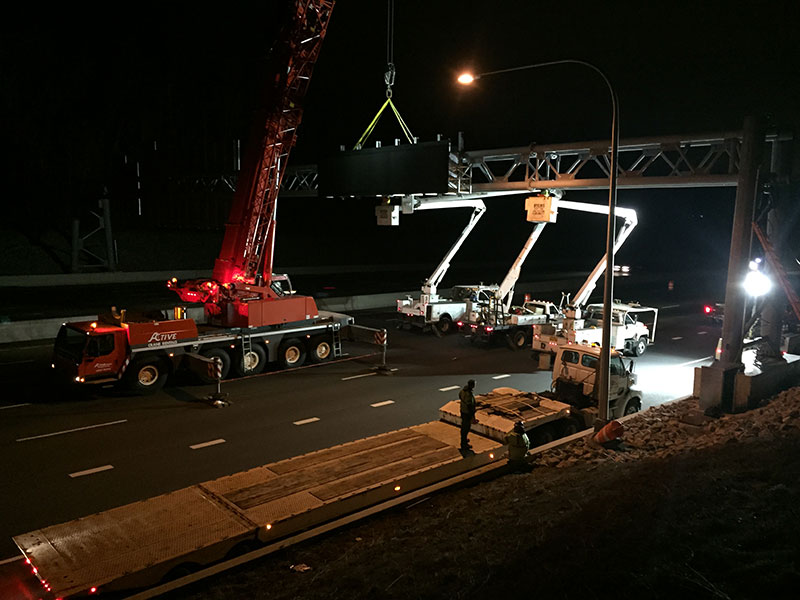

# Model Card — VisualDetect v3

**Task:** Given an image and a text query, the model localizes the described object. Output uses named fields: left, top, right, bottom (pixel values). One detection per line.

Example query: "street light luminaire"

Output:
left=457, top=72, right=476, bottom=85
left=456, top=59, right=620, bottom=427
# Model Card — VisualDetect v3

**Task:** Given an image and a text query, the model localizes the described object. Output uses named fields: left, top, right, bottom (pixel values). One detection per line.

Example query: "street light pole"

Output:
left=458, top=60, right=619, bottom=424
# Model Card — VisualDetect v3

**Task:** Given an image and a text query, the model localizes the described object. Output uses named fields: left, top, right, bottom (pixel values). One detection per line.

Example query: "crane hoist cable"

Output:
left=353, top=0, right=415, bottom=149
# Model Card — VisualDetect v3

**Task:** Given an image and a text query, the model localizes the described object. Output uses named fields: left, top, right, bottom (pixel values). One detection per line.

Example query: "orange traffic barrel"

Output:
left=593, top=420, right=624, bottom=444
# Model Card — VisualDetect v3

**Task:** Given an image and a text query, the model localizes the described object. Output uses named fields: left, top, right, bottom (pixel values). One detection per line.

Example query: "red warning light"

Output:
left=90, top=586, right=98, bottom=593
left=704, top=305, right=712, bottom=314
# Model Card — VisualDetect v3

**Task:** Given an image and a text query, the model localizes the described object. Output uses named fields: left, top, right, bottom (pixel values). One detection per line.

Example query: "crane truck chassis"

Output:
left=52, top=300, right=362, bottom=394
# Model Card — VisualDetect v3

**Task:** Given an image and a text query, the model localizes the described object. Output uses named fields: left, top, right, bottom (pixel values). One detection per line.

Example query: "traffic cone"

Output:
left=593, top=420, right=624, bottom=444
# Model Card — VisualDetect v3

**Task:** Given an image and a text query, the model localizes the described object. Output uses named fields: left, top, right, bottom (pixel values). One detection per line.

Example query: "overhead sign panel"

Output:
left=318, top=141, right=450, bottom=197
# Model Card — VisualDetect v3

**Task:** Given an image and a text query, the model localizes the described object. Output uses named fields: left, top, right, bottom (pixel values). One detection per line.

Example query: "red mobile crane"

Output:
left=51, top=1, right=355, bottom=393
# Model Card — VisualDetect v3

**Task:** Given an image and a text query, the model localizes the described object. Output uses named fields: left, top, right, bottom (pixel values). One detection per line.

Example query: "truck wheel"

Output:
left=199, top=348, right=231, bottom=382
left=233, top=343, right=267, bottom=377
left=558, top=418, right=579, bottom=437
left=308, top=335, right=333, bottom=363
left=278, top=338, right=306, bottom=369
left=507, top=328, right=529, bottom=351
left=436, top=315, right=453, bottom=335
left=624, top=398, right=642, bottom=415
left=531, top=425, right=555, bottom=447
left=634, top=337, right=647, bottom=357
left=125, top=358, right=168, bottom=394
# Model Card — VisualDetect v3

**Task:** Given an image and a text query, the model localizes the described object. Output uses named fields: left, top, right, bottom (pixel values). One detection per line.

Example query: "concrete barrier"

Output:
left=0, top=277, right=589, bottom=344
left=0, top=315, right=98, bottom=344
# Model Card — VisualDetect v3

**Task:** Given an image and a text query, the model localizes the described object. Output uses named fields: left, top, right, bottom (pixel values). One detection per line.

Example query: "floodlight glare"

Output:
left=743, top=269, right=771, bottom=297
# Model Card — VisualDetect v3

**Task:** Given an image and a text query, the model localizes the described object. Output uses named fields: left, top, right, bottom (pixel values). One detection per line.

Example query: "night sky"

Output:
left=2, top=1, right=798, bottom=277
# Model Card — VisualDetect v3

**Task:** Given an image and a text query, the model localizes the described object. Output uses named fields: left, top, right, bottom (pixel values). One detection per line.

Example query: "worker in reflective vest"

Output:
left=459, top=379, right=477, bottom=452
left=505, top=421, right=531, bottom=472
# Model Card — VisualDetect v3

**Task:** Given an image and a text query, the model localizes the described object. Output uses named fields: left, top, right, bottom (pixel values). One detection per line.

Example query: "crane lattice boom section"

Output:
left=214, top=0, right=334, bottom=286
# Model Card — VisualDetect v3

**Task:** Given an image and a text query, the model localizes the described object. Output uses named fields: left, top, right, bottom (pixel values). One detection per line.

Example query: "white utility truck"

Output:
left=396, top=196, right=488, bottom=334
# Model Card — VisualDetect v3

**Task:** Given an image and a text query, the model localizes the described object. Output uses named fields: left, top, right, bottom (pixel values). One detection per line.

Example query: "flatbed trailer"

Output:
left=440, top=386, right=595, bottom=445
left=14, top=422, right=501, bottom=598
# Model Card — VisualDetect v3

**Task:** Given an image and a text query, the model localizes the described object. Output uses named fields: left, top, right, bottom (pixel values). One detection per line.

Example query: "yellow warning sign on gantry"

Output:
left=525, top=195, right=558, bottom=223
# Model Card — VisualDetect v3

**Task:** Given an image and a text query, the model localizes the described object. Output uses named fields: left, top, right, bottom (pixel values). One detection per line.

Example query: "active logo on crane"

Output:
left=148, top=331, right=180, bottom=345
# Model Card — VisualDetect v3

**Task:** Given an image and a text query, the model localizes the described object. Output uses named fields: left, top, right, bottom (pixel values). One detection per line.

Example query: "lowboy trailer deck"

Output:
left=14, top=422, right=501, bottom=598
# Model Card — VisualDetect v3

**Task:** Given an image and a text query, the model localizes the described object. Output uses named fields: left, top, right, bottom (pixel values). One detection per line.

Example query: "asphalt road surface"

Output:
left=0, top=303, right=720, bottom=566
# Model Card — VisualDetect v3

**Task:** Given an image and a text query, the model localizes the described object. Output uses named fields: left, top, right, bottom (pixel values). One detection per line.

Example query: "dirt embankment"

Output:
left=172, top=389, right=800, bottom=600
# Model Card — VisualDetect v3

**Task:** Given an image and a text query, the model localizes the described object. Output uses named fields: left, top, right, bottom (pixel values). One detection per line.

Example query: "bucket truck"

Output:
left=396, top=196, right=488, bottom=334
left=530, top=199, right=657, bottom=363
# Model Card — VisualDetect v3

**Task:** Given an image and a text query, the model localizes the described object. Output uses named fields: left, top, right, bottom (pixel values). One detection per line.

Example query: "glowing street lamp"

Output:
left=457, top=59, right=619, bottom=425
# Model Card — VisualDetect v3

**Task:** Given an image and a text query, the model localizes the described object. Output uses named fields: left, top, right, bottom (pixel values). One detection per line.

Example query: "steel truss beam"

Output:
left=279, top=132, right=786, bottom=197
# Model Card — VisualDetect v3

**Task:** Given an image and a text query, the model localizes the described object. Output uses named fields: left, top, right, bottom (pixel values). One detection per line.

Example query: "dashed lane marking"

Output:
left=439, top=385, right=460, bottom=392
left=492, top=374, right=511, bottom=380
left=16, top=419, right=128, bottom=442
left=293, top=417, right=320, bottom=426
left=390, top=368, right=399, bottom=372
left=661, top=304, right=680, bottom=309
left=671, top=336, right=683, bottom=341
left=190, top=438, right=226, bottom=450
left=697, top=331, right=708, bottom=335
left=69, top=465, right=114, bottom=479
left=0, top=403, right=31, bottom=410
left=341, top=373, right=377, bottom=381
left=370, top=400, right=395, bottom=408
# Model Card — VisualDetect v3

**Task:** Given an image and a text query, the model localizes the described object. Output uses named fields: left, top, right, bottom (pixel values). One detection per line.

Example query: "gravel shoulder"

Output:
left=170, top=389, right=800, bottom=600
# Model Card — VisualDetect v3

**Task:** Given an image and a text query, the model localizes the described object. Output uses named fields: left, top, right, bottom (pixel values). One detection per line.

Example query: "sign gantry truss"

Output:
left=279, top=131, right=786, bottom=197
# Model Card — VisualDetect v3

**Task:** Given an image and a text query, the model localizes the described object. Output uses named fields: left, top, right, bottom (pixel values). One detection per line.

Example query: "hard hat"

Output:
left=514, top=421, right=525, bottom=432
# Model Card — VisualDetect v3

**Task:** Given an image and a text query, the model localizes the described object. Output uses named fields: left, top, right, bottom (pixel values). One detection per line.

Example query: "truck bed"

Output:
left=440, top=387, right=572, bottom=442
left=14, top=422, right=500, bottom=598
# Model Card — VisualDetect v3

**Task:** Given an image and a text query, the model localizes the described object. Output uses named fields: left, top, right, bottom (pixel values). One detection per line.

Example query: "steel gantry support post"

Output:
left=699, top=116, right=765, bottom=413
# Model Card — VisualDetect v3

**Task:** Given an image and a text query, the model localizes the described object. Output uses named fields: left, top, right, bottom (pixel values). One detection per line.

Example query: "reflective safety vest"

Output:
left=505, top=430, right=530, bottom=461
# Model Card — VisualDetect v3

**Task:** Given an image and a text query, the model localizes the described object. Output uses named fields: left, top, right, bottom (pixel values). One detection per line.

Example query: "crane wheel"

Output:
left=124, top=358, right=168, bottom=394
left=279, top=338, right=307, bottom=369
left=233, top=344, right=267, bottom=377
left=308, top=336, right=333, bottom=363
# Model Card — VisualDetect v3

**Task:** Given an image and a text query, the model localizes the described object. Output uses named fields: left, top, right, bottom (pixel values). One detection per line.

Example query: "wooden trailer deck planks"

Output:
left=14, top=421, right=501, bottom=597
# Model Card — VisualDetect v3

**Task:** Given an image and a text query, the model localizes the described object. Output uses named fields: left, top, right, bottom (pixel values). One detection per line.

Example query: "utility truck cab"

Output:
left=550, top=343, right=642, bottom=418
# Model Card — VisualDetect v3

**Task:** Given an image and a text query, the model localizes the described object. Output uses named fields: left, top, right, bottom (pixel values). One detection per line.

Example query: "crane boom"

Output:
left=169, top=1, right=335, bottom=327
left=215, top=1, right=334, bottom=286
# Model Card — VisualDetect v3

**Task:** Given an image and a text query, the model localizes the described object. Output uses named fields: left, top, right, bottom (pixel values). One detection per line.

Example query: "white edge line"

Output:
left=492, top=374, right=511, bottom=380
left=293, top=417, right=320, bottom=426
left=0, top=555, right=21, bottom=565
left=370, top=400, right=395, bottom=408
left=0, top=403, right=31, bottom=410
left=17, top=419, right=128, bottom=442
left=190, top=438, right=226, bottom=450
left=69, top=465, right=114, bottom=478
left=341, top=373, right=377, bottom=381
left=675, top=356, right=714, bottom=368
left=439, top=385, right=460, bottom=392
